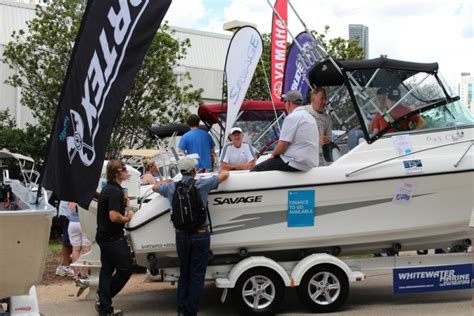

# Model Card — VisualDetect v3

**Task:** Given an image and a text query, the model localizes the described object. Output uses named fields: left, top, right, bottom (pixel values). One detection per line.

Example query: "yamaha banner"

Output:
left=282, top=31, right=318, bottom=101
left=42, top=0, right=172, bottom=208
left=270, top=0, right=287, bottom=102
left=224, top=26, right=263, bottom=137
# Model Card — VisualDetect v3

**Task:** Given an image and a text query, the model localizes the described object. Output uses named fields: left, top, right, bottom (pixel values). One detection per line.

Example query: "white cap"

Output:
left=178, top=157, right=197, bottom=173
left=229, top=127, right=243, bottom=134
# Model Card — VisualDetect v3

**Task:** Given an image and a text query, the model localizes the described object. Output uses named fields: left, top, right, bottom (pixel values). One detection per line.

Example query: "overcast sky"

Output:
left=165, top=0, right=473, bottom=91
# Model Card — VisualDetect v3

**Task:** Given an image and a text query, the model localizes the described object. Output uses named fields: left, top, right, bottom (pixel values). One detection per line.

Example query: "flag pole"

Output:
left=287, top=0, right=342, bottom=74
left=260, top=57, right=281, bottom=131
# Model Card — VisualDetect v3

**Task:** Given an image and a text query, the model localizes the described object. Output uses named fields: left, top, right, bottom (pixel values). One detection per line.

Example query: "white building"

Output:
left=348, top=24, right=369, bottom=59
left=0, top=0, right=231, bottom=128
left=0, top=0, right=36, bottom=128
left=459, top=72, right=474, bottom=113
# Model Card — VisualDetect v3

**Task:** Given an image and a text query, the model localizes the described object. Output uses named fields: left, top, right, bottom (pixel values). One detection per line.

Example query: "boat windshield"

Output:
left=343, top=67, right=473, bottom=142
left=216, top=110, right=286, bottom=155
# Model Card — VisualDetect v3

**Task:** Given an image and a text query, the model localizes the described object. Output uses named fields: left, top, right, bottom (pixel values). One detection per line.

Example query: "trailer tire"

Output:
left=232, top=267, right=285, bottom=315
left=297, top=264, right=349, bottom=313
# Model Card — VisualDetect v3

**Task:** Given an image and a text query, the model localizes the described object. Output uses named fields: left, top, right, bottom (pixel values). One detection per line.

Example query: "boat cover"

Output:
left=309, top=57, right=439, bottom=87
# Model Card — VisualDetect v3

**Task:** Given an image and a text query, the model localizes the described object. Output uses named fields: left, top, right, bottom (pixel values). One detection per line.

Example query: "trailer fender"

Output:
left=215, top=256, right=291, bottom=288
left=290, top=253, right=364, bottom=287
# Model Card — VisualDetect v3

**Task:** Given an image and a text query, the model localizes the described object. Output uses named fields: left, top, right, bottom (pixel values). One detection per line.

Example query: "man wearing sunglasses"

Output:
left=95, top=160, right=134, bottom=316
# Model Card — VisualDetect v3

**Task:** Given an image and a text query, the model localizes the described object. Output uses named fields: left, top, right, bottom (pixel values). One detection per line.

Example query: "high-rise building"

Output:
left=349, top=24, right=369, bottom=59
left=459, top=72, right=474, bottom=113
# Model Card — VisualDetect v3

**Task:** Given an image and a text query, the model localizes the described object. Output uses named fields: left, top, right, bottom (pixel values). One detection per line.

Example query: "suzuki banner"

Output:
left=270, top=0, right=287, bottom=102
left=282, top=31, right=318, bottom=101
left=42, top=0, right=172, bottom=208
left=224, top=26, right=263, bottom=136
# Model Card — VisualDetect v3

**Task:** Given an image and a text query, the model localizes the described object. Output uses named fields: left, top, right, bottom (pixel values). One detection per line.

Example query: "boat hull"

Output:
left=0, top=210, right=53, bottom=298
left=128, top=127, right=474, bottom=268
left=129, top=170, right=474, bottom=267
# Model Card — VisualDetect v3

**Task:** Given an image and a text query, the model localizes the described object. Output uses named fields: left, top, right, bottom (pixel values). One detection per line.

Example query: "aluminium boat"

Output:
left=0, top=149, right=56, bottom=299
left=127, top=58, right=474, bottom=270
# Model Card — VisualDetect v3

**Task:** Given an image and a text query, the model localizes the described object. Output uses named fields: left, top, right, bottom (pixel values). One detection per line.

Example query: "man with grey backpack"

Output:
left=153, top=157, right=229, bottom=316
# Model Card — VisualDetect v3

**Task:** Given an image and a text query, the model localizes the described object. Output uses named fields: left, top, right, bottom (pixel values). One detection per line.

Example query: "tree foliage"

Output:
left=246, top=26, right=364, bottom=101
left=2, top=0, right=201, bottom=159
left=0, top=109, right=48, bottom=164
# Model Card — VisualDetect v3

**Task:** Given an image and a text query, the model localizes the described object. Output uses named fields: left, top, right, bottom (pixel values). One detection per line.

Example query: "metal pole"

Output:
left=287, top=0, right=342, bottom=74
left=260, top=58, right=281, bottom=131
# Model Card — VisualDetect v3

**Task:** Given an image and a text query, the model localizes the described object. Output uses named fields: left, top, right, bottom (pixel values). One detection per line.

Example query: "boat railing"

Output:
left=345, top=137, right=473, bottom=177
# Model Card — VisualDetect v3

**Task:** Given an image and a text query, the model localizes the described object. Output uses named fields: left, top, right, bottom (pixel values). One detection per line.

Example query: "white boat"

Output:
left=125, top=57, right=474, bottom=270
left=0, top=149, right=56, bottom=300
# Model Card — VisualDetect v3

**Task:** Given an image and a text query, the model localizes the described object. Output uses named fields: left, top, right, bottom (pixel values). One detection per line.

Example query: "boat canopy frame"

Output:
left=308, top=57, right=460, bottom=143
left=0, top=148, right=39, bottom=186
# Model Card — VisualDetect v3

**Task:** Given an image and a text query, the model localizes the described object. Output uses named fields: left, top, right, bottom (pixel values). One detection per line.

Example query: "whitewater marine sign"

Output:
left=393, top=263, right=473, bottom=294
left=42, top=0, right=172, bottom=208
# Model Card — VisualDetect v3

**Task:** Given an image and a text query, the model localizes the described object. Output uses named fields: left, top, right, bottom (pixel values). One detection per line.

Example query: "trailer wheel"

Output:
left=297, top=264, right=349, bottom=313
left=232, top=268, right=284, bottom=315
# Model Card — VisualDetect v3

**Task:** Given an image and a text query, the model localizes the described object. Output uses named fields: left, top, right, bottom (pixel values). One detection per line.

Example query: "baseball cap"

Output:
left=229, top=127, right=243, bottom=134
left=177, top=157, right=197, bottom=173
left=281, top=90, right=303, bottom=105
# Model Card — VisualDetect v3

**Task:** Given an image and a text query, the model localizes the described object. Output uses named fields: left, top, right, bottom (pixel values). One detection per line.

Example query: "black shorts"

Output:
left=59, top=215, right=71, bottom=247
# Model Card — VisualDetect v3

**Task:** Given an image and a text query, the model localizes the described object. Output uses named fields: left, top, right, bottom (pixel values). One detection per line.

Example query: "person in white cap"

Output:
left=220, top=127, right=257, bottom=171
left=152, top=158, right=229, bottom=316
left=252, top=90, right=319, bottom=172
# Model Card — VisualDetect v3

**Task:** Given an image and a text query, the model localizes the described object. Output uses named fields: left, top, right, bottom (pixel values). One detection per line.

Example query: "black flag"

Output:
left=42, top=0, right=172, bottom=208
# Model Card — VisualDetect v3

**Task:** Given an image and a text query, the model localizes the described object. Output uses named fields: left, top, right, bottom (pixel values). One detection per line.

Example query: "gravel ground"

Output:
left=41, top=247, right=69, bottom=286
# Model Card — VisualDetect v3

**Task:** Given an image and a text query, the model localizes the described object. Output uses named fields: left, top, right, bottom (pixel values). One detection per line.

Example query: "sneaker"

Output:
left=57, top=265, right=74, bottom=277
left=103, top=309, right=122, bottom=316
left=96, top=306, right=122, bottom=316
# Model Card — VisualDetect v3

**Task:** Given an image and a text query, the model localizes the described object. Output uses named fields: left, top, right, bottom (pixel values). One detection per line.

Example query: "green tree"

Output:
left=2, top=0, right=201, bottom=159
left=0, top=109, right=48, bottom=164
left=246, top=26, right=364, bottom=101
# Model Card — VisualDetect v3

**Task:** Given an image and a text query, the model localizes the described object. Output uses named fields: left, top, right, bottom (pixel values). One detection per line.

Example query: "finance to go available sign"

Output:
left=393, top=263, right=473, bottom=294
left=287, top=190, right=315, bottom=227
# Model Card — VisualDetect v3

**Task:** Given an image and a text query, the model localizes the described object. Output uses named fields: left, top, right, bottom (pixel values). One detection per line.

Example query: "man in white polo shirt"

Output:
left=251, top=90, right=319, bottom=172
left=220, top=127, right=257, bottom=170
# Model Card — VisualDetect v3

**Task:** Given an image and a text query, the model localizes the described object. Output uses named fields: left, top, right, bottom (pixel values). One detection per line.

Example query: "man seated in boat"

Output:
left=251, top=90, right=319, bottom=172
left=371, top=87, right=425, bottom=136
left=220, top=127, right=257, bottom=171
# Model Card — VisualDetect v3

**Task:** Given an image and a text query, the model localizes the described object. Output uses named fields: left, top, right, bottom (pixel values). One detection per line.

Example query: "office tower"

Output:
left=349, top=24, right=369, bottom=59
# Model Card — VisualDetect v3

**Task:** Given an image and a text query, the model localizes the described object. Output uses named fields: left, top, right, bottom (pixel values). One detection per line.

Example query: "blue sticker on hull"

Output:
left=288, top=190, right=315, bottom=227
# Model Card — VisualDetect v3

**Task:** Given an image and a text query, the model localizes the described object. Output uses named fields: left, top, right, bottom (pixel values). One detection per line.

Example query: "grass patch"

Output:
left=48, top=241, right=62, bottom=251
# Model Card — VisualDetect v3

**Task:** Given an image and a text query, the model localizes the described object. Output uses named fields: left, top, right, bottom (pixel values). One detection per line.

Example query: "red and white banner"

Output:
left=270, top=0, right=288, bottom=102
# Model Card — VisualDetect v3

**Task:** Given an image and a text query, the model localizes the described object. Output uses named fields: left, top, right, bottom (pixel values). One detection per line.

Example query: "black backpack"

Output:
left=171, top=179, right=208, bottom=231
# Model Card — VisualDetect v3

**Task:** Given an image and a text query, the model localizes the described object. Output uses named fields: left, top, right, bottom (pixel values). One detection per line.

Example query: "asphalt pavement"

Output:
left=37, top=270, right=473, bottom=315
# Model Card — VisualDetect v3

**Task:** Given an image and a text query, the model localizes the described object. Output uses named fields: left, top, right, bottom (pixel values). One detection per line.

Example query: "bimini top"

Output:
left=309, top=57, right=439, bottom=87
left=198, top=100, right=285, bottom=127
left=0, top=148, right=34, bottom=163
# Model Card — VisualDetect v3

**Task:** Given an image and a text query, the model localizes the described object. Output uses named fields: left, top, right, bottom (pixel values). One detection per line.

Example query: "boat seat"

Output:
left=347, top=128, right=365, bottom=150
